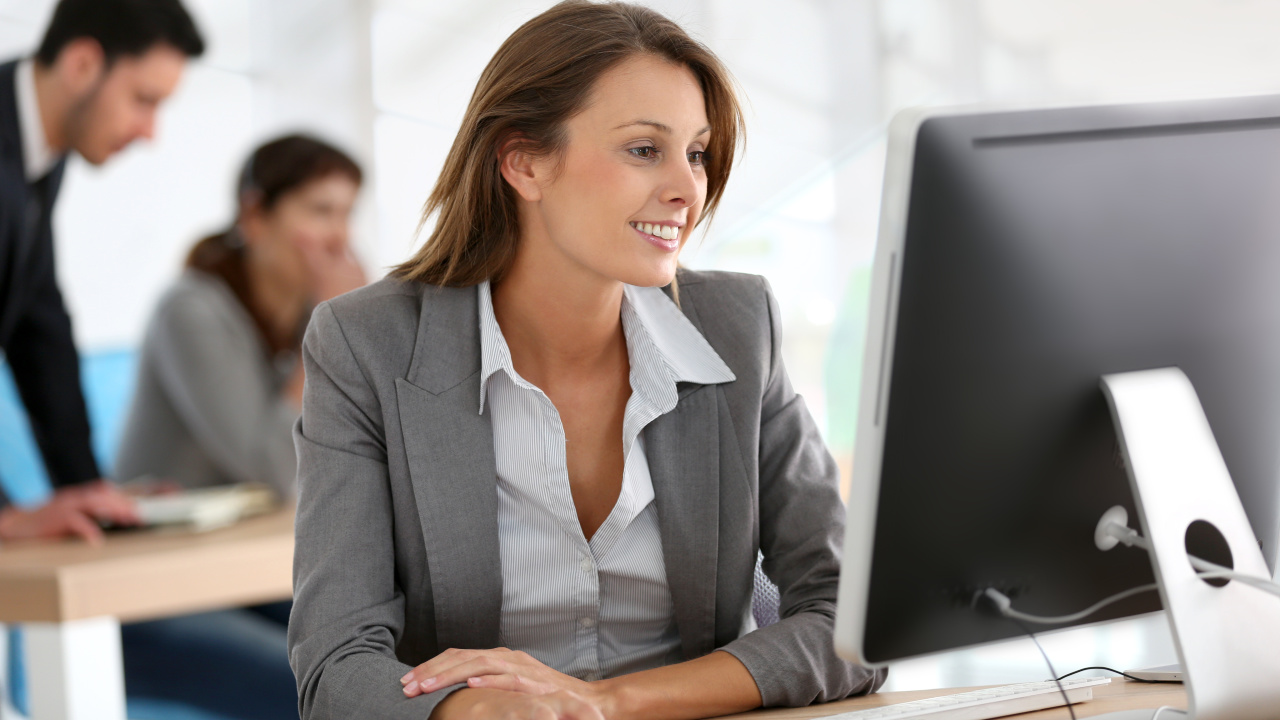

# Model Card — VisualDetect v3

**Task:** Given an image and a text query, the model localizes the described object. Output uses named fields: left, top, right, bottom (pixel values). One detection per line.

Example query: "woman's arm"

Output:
left=410, top=647, right=760, bottom=720
left=147, top=288, right=298, bottom=495
left=714, top=276, right=887, bottom=705
left=289, top=302, right=455, bottom=719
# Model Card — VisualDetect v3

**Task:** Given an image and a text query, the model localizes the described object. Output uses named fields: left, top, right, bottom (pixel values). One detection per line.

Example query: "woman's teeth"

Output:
left=631, top=222, right=679, bottom=241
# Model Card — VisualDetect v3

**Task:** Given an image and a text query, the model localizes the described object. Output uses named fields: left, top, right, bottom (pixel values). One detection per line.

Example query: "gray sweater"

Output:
left=114, top=270, right=299, bottom=499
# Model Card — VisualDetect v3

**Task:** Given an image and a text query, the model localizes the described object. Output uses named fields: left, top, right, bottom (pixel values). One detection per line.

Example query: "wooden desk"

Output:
left=716, top=679, right=1186, bottom=719
left=0, top=509, right=294, bottom=720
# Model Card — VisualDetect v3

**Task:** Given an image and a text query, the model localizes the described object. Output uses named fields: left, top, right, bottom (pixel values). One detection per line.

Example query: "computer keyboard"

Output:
left=817, top=677, right=1111, bottom=720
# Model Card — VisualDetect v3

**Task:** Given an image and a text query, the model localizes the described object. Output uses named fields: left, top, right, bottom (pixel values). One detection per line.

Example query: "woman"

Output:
left=114, top=134, right=365, bottom=720
left=116, top=134, right=366, bottom=498
left=289, top=3, right=885, bottom=719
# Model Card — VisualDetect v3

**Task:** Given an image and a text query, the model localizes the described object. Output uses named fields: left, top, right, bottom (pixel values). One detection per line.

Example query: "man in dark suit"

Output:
left=0, top=0, right=204, bottom=543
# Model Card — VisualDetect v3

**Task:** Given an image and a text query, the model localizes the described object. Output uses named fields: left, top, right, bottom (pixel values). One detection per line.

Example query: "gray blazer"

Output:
left=288, top=269, right=886, bottom=719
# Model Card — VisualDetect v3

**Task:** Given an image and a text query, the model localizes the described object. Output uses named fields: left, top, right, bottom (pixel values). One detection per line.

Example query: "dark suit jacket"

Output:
left=0, top=59, right=99, bottom=507
left=288, top=270, right=886, bottom=719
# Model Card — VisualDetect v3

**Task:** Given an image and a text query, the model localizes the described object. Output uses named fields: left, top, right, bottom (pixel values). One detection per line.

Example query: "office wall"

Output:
left=2, top=0, right=1280, bottom=692
left=5, top=0, right=1280, bottom=465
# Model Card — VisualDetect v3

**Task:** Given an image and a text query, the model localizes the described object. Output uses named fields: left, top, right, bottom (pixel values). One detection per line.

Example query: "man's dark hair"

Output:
left=35, top=0, right=205, bottom=66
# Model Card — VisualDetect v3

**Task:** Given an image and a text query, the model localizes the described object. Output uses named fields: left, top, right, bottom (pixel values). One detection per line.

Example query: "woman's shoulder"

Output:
left=671, top=268, right=778, bottom=375
left=675, top=268, right=772, bottom=303
left=673, top=268, right=775, bottom=334
left=318, top=275, right=472, bottom=332
left=307, top=275, right=474, bottom=369
left=148, top=269, right=249, bottom=334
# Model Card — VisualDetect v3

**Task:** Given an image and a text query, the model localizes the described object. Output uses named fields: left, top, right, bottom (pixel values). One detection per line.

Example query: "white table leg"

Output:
left=23, top=618, right=125, bottom=720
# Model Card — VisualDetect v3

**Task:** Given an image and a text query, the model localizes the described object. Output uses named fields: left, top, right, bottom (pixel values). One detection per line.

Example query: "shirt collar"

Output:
left=16, top=59, right=60, bottom=182
left=476, top=280, right=735, bottom=414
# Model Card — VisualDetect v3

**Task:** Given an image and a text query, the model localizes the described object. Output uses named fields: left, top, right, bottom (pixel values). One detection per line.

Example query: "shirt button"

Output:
left=580, top=555, right=593, bottom=572
left=584, top=671, right=602, bottom=682
left=579, top=616, right=597, bottom=629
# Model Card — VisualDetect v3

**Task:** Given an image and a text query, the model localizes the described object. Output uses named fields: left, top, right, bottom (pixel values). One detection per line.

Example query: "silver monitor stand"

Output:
left=1097, top=367, right=1280, bottom=720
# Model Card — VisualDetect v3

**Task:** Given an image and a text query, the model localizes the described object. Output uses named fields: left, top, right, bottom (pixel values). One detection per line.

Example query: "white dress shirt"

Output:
left=15, top=59, right=60, bottom=182
left=477, top=280, right=735, bottom=681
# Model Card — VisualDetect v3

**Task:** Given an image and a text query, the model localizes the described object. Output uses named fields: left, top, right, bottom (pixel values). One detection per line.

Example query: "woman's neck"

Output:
left=491, top=244, right=628, bottom=388
left=244, top=247, right=308, bottom=347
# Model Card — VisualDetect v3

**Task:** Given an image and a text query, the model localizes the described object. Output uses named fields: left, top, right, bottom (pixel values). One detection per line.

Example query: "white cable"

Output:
left=1098, top=516, right=1280, bottom=599
left=1150, top=705, right=1187, bottom=719
left=987, top=584, right=1160, bottom=625
left=985, top=563, right=1280, bottom=626
left=1192, top=567, right=1280, bottom=599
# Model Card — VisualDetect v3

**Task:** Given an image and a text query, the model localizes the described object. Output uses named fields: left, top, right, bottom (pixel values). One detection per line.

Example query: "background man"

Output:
left=0, top=0, right=205, bottom=543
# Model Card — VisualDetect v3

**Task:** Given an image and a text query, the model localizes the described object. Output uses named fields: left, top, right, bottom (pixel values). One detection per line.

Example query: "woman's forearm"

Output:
left=596, top=650, right=762, bottom=720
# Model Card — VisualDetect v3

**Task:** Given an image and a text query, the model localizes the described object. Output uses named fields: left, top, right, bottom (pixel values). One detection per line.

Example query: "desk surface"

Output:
left=0, top=508, right=294, bottom=623
left=716, top=679, right=1186, bottom=719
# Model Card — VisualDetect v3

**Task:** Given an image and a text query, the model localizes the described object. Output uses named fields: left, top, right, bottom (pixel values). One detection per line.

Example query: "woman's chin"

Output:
left=612, top=258, right=680, bottom=288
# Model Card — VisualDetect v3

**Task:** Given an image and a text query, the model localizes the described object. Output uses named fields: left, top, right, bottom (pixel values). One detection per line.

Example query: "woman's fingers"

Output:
left=401, top=648, right=483, bottom=685
left=466, top=673, right=555, bottom=695
left=403, top=654, right=511, bottom=697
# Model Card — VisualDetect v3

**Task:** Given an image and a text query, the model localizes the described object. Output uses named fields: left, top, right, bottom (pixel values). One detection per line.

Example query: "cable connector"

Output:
left=1095, top=505, right=1149, bottom=551
left=977, top=587, right=1013, bottom=617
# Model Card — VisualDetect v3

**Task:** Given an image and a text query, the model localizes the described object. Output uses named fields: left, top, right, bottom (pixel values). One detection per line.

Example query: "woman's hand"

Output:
left=428, top=687, right=604, bottom=720
left=297, top=237, right=366, bottom=303
left=402, top=648, right=601, bottom=701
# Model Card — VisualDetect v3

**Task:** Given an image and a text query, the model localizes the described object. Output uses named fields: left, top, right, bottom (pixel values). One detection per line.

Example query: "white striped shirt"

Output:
left=477, top=280, right=735, bottom=680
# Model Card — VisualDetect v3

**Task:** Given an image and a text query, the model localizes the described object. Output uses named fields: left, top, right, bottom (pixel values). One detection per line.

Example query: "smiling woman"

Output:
left=287, top=3, right=886, bottom=720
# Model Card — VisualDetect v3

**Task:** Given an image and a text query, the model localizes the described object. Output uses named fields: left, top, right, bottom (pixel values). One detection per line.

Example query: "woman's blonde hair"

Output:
left=392, top=0, right=744, bottom=286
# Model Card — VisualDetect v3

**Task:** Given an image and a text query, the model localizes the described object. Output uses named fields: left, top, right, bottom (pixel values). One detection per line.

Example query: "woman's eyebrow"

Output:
left=614, top=120, right=713, bottom=138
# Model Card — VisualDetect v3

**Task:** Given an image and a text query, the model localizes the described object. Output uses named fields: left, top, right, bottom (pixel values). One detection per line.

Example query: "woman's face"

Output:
left=516, top=54, right=711, bottom=288
left=246, top=173, right=359, bottom=285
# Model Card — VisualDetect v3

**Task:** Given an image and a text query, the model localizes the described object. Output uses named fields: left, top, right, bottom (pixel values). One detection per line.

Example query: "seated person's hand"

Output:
left=296, top=234, right=366, bottom=303
left=0, top=480, right=140, bottom=544
left=404, top=648, right=606, bottom=720
left=428, top=687, right=603, bottom=720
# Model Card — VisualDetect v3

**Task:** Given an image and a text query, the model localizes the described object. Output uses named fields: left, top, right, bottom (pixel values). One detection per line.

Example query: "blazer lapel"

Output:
left=396, top=285, right=502, bottom=650
left=646, top=382, right=721, bottom=660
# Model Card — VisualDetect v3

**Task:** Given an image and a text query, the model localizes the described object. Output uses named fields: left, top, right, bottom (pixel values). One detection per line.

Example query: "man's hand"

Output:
left=0, top=481, right=140, bottom=544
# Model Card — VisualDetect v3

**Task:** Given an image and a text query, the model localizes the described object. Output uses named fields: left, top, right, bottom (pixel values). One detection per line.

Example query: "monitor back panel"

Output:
left=862, top=97, right=1280, bottom=663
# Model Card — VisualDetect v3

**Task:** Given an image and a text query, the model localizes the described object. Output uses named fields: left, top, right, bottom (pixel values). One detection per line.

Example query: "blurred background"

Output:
left=2, top=0, right=1280, bottom=699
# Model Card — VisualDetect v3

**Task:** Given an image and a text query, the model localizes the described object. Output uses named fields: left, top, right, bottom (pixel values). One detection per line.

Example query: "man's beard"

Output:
left=62, top=75, right=108, bottom=164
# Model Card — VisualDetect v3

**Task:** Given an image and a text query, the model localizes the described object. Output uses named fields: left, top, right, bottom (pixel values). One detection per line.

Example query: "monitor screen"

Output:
left=836, top=97, right=1280, bottom=665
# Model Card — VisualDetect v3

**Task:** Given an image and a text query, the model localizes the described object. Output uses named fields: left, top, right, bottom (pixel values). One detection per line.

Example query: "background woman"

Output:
left=116, top=133, right=366, bottom=498
left=114, top=134, right=366, bottom=720
left=288, top=3, right=885, bottom=719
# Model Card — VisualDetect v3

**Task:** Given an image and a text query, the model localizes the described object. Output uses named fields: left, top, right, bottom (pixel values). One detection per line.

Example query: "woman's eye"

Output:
left=688, top=150, right=707, bottom=166
left=629, top=146, right=658, bottom=160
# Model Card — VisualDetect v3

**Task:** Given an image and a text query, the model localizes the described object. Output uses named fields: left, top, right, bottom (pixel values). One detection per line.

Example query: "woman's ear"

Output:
left=499, top=137, right=545, bottom=203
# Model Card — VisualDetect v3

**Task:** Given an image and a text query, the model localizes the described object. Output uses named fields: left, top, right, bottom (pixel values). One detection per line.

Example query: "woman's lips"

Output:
left=630, top=222, right=681, bottom=252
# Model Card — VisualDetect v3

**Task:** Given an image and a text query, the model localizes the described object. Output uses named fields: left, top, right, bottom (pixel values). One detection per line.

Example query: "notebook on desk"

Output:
left=126, top=483, right=280, bottom=532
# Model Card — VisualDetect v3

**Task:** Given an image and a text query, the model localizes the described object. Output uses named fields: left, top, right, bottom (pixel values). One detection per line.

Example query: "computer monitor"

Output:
left=835, top=96, right=1280, bottom=668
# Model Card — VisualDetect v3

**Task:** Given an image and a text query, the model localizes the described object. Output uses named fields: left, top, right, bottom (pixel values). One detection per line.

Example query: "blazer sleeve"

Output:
left=288, top=302, right=461, bottom=719
left=3, top=262, right=99, bottom=490
left=144, top=288, right=298, bottom=496
left=717, top=276, right=888, bottom=706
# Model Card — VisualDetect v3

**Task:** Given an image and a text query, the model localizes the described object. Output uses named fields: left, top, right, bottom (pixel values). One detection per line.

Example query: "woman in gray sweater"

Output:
left=116, top=134, right=366, bottom=498
left=112, top=134, right=366, bottom=720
